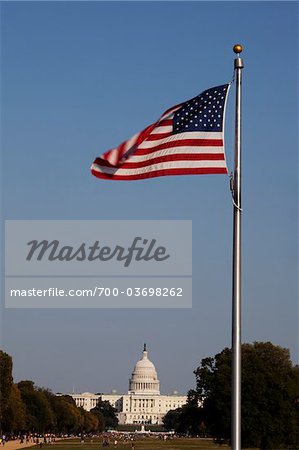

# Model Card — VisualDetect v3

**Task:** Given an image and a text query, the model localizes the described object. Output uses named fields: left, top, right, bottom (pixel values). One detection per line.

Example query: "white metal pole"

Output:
left=231, top=44, right=244, bottom=450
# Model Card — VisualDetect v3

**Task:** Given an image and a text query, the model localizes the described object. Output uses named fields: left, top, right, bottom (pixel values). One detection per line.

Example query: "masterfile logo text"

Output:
left=26, top=237, right=170, bottom=267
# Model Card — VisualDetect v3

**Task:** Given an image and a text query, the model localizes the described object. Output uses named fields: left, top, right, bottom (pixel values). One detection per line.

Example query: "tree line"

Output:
left=163, top=342, right=299, bottom=449
left=0, top=350, right=118, bottom=435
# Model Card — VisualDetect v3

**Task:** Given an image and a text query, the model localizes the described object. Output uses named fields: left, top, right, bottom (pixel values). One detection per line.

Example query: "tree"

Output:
left=78, top=408, right=100, bottom=433
left=18, top=381, right=55, bottom=432
left=49, top=395, right=82, bottom=434
left=162, top=409, right=182, bottom=431
left=0, top=351, right=14, bottom=428
left=194, top=342, right=299, bottom=448
left=195, top=350, right=231, bottom=442
left=163, top=391, right=204, bottom=436
left=91, top=400, right=118, bottom=430
left=176, top=390, right=204, bottom=436
left=89, top=410, right=105, bottom=433
left=2, top=384, right=26, bottom=432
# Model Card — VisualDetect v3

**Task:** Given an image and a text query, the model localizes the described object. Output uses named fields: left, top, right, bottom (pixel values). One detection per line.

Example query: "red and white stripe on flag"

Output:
left=91, top=84, right=230, bottom=181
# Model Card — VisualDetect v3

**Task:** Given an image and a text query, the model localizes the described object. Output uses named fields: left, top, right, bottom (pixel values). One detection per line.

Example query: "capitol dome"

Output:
left=128, top=344, right=160, bottom=395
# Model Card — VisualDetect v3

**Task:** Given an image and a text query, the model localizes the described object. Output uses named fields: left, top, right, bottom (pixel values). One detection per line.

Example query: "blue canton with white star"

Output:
left=173, top=84, right=229, bottom=134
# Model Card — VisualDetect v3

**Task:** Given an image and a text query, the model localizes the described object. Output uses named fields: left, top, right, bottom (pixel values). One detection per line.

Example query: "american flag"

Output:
left=91, top=84, right=230, bottom=181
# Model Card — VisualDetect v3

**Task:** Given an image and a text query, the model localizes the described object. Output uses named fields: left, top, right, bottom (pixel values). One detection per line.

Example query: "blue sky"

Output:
left=1, top=1, right=298, bottom=395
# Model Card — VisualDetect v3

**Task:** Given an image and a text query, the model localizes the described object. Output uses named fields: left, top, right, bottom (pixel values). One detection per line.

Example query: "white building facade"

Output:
left=68, top=345, right=187, bottom=425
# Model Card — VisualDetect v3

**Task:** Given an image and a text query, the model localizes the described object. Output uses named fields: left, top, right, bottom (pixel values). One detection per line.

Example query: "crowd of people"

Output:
left=0, top=431, right=177, bottom=449
left=94, top=431, right=174, bottom=448
left=0, top=434, right=57, bottom=447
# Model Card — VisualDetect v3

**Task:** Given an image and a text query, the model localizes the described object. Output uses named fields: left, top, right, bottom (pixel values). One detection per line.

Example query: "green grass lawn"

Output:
left=44, top=437, right=229, bottom=450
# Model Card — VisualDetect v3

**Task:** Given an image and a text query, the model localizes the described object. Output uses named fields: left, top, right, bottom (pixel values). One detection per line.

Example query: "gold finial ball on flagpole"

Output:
left=233, top=44, right=243, bottom=54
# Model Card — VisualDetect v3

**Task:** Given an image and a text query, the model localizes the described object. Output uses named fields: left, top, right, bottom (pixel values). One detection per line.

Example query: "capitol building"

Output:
left=69, top=344, right=187, bottom=425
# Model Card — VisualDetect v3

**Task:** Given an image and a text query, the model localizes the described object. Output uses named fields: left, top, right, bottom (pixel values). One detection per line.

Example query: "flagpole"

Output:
left=231, top=44, right=244, bottom=450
